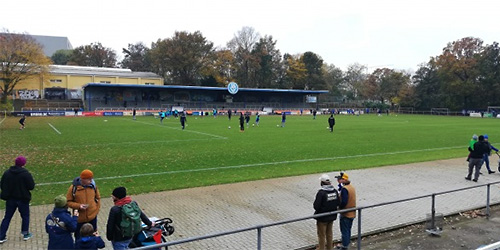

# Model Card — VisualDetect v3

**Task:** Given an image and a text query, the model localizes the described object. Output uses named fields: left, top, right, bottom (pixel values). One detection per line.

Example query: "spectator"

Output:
left=66, top=169, right=101, bottom=239
left=74, top=223, right=105, bottom=249
left=0, top=156, right=35, bottom=243
left=313, top=174, right=340, bottom=250
left=336, top=172, right=356, bottom=250
left=483, top=134, right=499, bottom=174
left=466, top=134, right=478, bottom=162
left=466, top=135, right=490, bottom=182
left=106, top=187, right=153, bottom=250
left=46, top=195, right=78, bottom=249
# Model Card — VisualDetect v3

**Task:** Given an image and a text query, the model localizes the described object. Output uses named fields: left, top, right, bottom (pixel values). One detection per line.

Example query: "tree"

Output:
left=70, top=42, right=117, bottom=67
left=413, top=59, right=442, bottom=109
left=227, top=26, right=260, bottom=87
left=251, top=35, right=282, bottom=88
left=201, top=48, right=235, bottom=86
left=322, top=64, right=344, bottom=99
left=0, top=31, right=51, bottom=104
left=342, top=63, right=367, bottom=101
left=51, top=49, right=73, bottom=65
left=150, top=31, right=214, bottom=85
left=363, top=68, right=410, bottom=107
left=283, top=54, right=307, bottom=89
left=302, top=52, right=326, bottom=89
left=121, top=42, right=151, bottom=72
left=434, top=37, right=484, bottom=109
left=476, top=42, right=500, bottom=106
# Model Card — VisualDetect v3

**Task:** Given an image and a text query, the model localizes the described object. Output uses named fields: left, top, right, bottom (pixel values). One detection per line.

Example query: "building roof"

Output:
left=82, top=83, right=329, bottom=94
left=50, top=65, right=161, bottom=79
left=30, top=35, right=73, bottom=56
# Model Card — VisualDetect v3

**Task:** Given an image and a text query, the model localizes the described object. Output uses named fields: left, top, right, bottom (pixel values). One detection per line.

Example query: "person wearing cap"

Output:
left=106, top=186, right=154, bottom=250
left=45, top=194, right=79, bottom=249
left=0, top=156, right=35, bottom=243
left=482, top=134, right=499, bottom=174
left=336, top=172, right=356, bottom=250
left=466, top=135, right=491, bottom=182
left=313, top=174, right=340, bottom=250
left=66, top=169, right=101, bottom=239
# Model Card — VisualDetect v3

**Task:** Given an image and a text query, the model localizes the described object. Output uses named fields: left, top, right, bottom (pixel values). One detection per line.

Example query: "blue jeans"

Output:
left=340, top=215, right=354, bottom=248
left=0, top=199, right=30, bottom=239
left=483, top=154, right=492, bottom=171
left=112, top=239, right=132, bottom=250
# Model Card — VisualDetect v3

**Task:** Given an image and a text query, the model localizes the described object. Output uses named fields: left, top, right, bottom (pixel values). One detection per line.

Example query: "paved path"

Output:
left=2, top=158, right=500, bottom=249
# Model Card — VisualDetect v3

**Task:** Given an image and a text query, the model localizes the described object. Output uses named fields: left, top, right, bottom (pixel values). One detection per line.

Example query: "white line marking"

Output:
left=37, top=145, right=464, bottom=186
left=48, top=123, right=62, bottom=134
left=0, top=117, right=6, bottom=126
left=129, top=119, right=228, bottom=139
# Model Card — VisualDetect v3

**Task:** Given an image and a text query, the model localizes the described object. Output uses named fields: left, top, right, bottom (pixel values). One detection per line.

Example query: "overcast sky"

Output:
left=2, top=0, right=499, bottom=72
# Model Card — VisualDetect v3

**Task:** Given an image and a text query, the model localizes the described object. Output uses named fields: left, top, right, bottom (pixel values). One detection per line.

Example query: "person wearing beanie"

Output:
left=106, top=186, right=153, bottom=249
left=467, top=134, right=479, bottom=162
left=45, top=194, right=79, bottom=249
left=0, top=155, right=35, bottom=243
left=466, top=135, right=491, bottom=182
left=66, top=169, right=101, bottom=239
left=482, top=134, right=499, bottom=174
left=313, top=174, right=340, bottom=250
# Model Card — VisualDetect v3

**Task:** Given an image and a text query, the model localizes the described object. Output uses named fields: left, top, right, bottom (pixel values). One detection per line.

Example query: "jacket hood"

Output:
left=8, top=166, right=29, bottom=175
left=72, top=177, right=96, bottom=187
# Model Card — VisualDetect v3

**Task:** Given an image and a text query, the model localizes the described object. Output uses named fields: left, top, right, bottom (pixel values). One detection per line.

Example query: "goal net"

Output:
left=487, top=106, right=500, bottom=115
left=431, top=108, right=449, bottom=115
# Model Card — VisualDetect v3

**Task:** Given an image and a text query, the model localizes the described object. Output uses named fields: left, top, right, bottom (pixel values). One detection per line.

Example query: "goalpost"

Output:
left=431, top=108, right=449, bottom=115
left=398, top=107, right=414, bottom=114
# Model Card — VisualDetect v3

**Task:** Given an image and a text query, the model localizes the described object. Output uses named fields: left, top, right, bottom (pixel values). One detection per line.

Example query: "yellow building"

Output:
left=14, top=65, right=163, bottom=100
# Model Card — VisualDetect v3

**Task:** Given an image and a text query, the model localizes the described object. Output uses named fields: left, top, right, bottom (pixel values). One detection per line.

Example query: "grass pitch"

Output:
left=0, top=114, right=497, bottom=207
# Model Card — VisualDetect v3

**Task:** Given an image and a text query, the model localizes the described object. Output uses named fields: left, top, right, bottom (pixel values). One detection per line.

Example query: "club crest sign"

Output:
left=227, top=82, right=239, bottom=95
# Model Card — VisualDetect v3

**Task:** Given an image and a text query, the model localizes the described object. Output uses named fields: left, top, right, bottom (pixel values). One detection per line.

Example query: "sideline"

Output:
left=0, top=117, right=6, bottom=126
left=127, top=119, right=228, bottom=140
left=48, top=122, right=62, bottom=134
left=37, top=145, right=464, bottom=186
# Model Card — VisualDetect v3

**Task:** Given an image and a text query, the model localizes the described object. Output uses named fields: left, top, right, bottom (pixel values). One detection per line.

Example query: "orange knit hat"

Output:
left=80, top=169, right=94, bottom=179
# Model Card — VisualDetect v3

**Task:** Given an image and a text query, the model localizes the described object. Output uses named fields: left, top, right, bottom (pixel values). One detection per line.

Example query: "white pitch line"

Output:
left=0, top=117, right=5, bottom=126
left=129, top=119, right=228, bottom=139
left=37, top=145, right=464, bottom=186
left=48, top=123, right=62, bottom=134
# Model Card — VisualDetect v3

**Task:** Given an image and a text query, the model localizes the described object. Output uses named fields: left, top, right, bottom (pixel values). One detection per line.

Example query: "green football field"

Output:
left=0, top=114, right=498, bottom=207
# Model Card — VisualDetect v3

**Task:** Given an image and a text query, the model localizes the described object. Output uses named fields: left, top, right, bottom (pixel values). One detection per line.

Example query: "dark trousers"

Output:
left=75, top=217, right=97, bottom=239
left=483, top=154, right=492, bottom=171
left=0, top=199, right=30, bottom=239
left=340, top=215, right=354, bottom=248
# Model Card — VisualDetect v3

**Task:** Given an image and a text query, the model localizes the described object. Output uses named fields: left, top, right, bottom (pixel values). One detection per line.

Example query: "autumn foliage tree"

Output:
left=0, top=31, right=51, bottom=105
left=70, top=42, right=117, bottom=68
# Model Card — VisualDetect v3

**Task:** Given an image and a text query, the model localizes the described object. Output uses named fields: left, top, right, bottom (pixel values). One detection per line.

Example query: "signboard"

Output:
left=306, top=95, right=317, bottom=103
left=227, top=82, right=239, bottom=95
left=18, top=90, right=40, bottom=100
left=103, top=112, right=124, bottom=116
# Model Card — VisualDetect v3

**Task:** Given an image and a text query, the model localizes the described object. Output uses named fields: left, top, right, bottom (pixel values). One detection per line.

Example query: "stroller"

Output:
left=129, top=218, right=175, bottom=250
left=497, top=152, right=500, bottom=172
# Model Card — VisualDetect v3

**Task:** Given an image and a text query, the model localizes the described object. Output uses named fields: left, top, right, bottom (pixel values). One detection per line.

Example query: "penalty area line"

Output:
left=48, top=123, right=62, bottom=135
left=126, top=118, right=228, bottom=140
left=37, top=145, right=464, bottom=186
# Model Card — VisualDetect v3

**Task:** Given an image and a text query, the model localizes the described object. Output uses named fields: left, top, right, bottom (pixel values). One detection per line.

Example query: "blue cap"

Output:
left=485, top=134, right=489, bottom=139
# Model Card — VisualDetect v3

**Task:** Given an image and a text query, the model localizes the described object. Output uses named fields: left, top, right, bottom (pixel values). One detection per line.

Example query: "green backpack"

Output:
left=120, top=202, right=142, bottom=237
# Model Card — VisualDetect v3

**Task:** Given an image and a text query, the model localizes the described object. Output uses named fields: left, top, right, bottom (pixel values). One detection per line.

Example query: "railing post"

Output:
left=257, top=227, right=262, bottom=250
left=357, top=208, right=362, bottom=250
left=431, top=194, right=436, bottom=229
left=487, top=184, right=491, bottom=218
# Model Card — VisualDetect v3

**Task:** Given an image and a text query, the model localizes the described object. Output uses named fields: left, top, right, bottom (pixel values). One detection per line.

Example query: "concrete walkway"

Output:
left=2, top=158, right=500, bottom=249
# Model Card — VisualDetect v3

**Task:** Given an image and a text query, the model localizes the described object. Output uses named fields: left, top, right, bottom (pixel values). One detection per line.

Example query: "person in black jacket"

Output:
left=0, top=156, right=35, bottom=243
left=106, top=187, right=153, bottom=250
left=328, top=115, right=335, bottom=132
left=466, top=135, right=491, bottom=182
left=239, top=113, right=245, bottom=132
left=313, top=174, right=340, bottom=250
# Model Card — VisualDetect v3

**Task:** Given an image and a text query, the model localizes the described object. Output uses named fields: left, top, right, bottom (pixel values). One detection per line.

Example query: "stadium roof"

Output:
left=82, top=83, right=329, bottom=94
left=50, top=65, right=161, bottom=79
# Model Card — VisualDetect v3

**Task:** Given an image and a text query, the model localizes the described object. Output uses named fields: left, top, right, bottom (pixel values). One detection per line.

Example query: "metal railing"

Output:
left=135, top=180, right=500, bottom=250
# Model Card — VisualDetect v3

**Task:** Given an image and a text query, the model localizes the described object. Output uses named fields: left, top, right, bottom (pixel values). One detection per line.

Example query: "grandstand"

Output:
left=82, top=83, right=328, bottom=113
